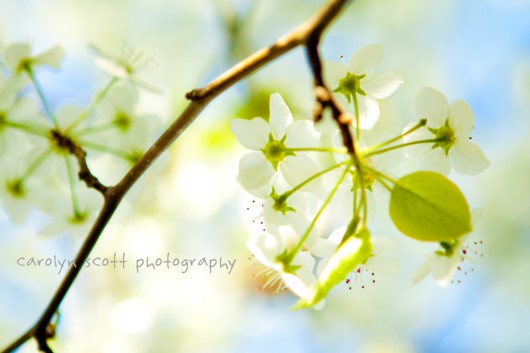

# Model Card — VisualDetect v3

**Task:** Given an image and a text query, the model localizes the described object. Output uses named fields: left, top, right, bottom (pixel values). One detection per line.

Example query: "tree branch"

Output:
left=50, top=130, right=108, bottom=194
left=1, top=0, right=352, bottom=351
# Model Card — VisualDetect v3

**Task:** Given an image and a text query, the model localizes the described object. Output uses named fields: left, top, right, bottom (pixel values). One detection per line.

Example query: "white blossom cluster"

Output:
left=0, top=42, right=159, bottom=237
left=232, top=45, right=489, bottom=307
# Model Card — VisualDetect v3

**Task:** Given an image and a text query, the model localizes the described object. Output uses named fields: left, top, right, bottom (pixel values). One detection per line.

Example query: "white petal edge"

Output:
left=33, top=45, right=64, bottom=68
left=279, top=155, right=321, bottom=191
left=236, top=152, right=275, bottom=191
left=231, top=118, right=270, bottom=150
left=4, top=43, right=31, bottom=71
left=269, top=93, right=293, bottom=139
left=356, top=95, right=380, bottom=130
left=247, top=233, right=283, bottom=268
left=362, top=71, right=404, bottom=99
left=415, top=87, right=450, bottom=127
left=451, top=140, right=490, bottom=175
left=420, top=149, right=452, bottom=176
left=411, top=256, right=434, bottom=285
left=365, top=256, right=400, bottom=275
left=323, top=60, right=348, bottom=88
left=348, top=44, right=384, bottom=75
left=449, top=100, right=475, bottom=138
left=284, top=120, right=320, bottom=148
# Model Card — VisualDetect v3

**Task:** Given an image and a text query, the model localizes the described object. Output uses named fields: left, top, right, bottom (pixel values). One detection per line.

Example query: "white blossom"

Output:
left=325, top=45, right=403, bottom=130
left=404, top=87, right=490, bottom=175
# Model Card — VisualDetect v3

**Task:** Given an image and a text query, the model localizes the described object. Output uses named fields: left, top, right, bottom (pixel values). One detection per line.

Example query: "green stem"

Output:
left=364, top=138, right=439, bottom=158
left=79, top=140, right=134, bottom=162
left=66, top=77, right=119, bottom=132
left=366, top=166, right=399, bottom=186
left=64, top=155, right=82, bottom=217
left=5, top=120, right=50, bottom=138
left=372, top=173, right=392, bottom=192
left=283, top=160, right=349, bottom=198
left=285, top=162, right=351, bottom=263
left=352, top=92, right=360, bottom=141
left=25, top=66, right=60, bottom=129
left=287, top=147, right=348, bottom=154
left=364, top=119, right=427, bottom=154
left=20, top=149, right=53, bottom=180
left=73, top=122, right=118, bottom=137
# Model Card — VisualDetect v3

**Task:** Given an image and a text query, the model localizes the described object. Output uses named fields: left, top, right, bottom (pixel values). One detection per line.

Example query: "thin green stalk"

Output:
left=287, top=147, right=348, bottom=154
left=283, top=160, right=349, bottom=198
left=286, top=162, right=351, bottom=262
left=66, top=78, right=119, bottom=132
left=79, top=140, right=134, bottom=161
left=5, top=120, right=50, bottom=138
left=363, top=119, right=427, bottom=154
left=366, top=166, right=399, bottom=186
left=372, top=173, right=392, bottom=192
left=20, top=149, right=53, bottom=180
left=356, top=163, right=368, bottom=226
left=63, top=155, right=81, bottom=217
left=364, top=138, right=439, bottom=158
left=73, top=122, right=118, bottom=137
left=352, top=92, right=360, bottom=141
left=25, top=66, right=60, bottom=129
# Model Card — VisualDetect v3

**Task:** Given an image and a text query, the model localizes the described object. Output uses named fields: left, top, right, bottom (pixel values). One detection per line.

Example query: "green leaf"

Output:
left=292, top=228, right=372, bottom=309
left=389, top=171, right=472, bottom=242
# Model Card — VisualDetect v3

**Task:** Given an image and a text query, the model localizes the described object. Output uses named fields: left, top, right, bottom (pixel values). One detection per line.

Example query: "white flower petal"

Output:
left=432, top=255, right=459, bottom=287
left=247, top=233, right=283, bottom=268
left=33, top=45, right=64, bottom=69
left=371, top=237, right=399, bottom=254
left=310, top=238, right=338, bottom=258
left=449, top=100, right=474, bottom=138
left=411, top=256, right=434, bottom=285
left=4, top=43, right=30, bottom=71
left=365, top=256, right=400, bottom=275
left=323, top=60, right=348, bottom=88
left=279, top=155, right=321, bottom=191
left=236, top=152, right=274, bottom=191
left=348, top=45, right=384, bottom=75
left=328, top=226, right=347, bottom=243
left=95, top=57, right=128, bottom=79
left=451, top=140, right=490, bottom=175
left=263, top=198, right=288, bottom=226
left=230, top=118, right=270, bottom=150
left=278, top=224, right=301, bottom=250
left=0, top=76, right=24, bottom=109
left=370, top=147, right=403, bottom=172
left=420, top=149, right=452, bottom=176
left=247, top=183, right=274, bottom=199
left=56, top=105, right=85, bottom=127
left=415, top=87, right=449, bottom=127
left=269, top=93, right=293, bottom=139
left=285, top=212, right=318, bottom=248
left=284, top=120, right=320, bottom=148
left=362, top=71, right=404, bottom=99
left=355, top=95, right=380, bottom=130
left=281, top=272, right=312, bottom=299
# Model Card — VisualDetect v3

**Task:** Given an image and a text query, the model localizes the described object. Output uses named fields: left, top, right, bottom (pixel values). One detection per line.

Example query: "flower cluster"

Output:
left=0, top=42, right=160, bottom=237
left=232, top=45, right=489, bottom=308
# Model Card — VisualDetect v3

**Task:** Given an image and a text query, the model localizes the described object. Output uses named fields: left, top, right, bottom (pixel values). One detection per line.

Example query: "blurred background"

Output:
left=1, top=0, right=530, bottom=352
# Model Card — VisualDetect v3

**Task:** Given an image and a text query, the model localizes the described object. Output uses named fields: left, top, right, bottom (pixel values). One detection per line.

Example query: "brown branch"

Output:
left=305, top=33, right=356, bottom=154
left=50, top=130, right=108, bottom=194
left=1, top=0, right=352, bottom=351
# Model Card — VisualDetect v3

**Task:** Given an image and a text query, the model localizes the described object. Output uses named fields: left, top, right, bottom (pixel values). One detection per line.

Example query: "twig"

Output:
left=1, top=0, right=352, bottom=351
left=50, top=130, right=108, bottom=194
